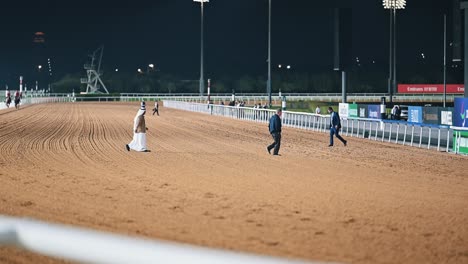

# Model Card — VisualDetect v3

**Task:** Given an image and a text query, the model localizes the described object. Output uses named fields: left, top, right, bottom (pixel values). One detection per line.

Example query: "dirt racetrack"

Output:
left=0, top=102, right=467, bottom=264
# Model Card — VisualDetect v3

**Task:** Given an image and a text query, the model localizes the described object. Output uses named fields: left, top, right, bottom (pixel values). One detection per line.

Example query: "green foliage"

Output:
left=50, top=73, right=81, bottom=93
left=51, top=66, right=456, bottom=94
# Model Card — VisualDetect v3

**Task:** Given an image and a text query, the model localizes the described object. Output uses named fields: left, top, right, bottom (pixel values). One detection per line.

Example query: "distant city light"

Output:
left=137, top=68, right=143, bottom=73
left=278, top=64, right=282, bottom=68
left=148, top=64, right=154, bottom=68
left=38, top=65, right=42, bottom=70
left=286, top=65, right=291, bottom=69
left=115, top=68, right=119, bottom=72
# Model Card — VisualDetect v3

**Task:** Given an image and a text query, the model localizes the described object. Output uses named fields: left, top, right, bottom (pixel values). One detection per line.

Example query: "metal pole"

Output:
left=463, top=3, right=468, bottom=98
left=199, top=2, right=205, bottom=97
left=388, top=8, right=393, bottom=102
left=392, top=7, right=397, bottom=102
left=342, top=71, right=347, bottom=103
left=267, top=0, right=272, bottom=108
left=443, top=14, right=447, bottom=108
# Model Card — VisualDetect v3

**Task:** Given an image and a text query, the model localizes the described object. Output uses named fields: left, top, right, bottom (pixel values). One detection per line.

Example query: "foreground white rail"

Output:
left=0, top=215, right=324, bottom=264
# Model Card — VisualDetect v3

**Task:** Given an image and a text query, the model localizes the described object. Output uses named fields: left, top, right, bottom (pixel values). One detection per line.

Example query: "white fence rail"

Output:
left=0, top=96, right=73, bottom=110
left=163, top=101, right=455, bottom=153
left=120, top=93, right=462, bottom=103
left=0, top=215, right=321, bottom=264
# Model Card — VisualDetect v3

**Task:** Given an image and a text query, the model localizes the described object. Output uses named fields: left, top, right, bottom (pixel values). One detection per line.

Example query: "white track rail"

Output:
left=0, top=215, right=329, bottom=264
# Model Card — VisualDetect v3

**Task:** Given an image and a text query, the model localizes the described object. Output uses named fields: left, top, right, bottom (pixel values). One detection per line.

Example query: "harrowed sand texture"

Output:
left=0, top=102, right=467, bottom=264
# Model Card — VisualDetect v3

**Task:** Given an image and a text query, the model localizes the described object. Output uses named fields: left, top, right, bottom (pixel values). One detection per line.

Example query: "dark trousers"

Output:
left=330, top=127, right=346, bottom=145
left=268, top=132, right=281, bottom=155
left=152, top=108, right=159, bottom=116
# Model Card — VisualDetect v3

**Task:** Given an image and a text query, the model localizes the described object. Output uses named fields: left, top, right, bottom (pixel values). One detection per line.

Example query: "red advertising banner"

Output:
left=398, top=84, right=465, bottom=94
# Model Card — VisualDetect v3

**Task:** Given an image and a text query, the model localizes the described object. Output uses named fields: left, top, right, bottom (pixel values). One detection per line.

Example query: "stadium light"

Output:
left=194, top=0, right=209, bottom=97
left=383, top=0, right=406, bottom=103
left=383, top=0, right=406, bottom=9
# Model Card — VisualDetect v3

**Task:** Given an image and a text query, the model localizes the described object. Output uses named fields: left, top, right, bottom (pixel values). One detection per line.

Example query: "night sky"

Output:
left=0, top=0, right=454, bottom=87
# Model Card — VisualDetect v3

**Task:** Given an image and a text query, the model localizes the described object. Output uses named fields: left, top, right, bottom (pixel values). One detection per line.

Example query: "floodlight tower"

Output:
left=194, top=0, right=209, bottom=97
left=81, top=46, right=109, bottom=94
left=383, top=0, right=406, bottom=103
left=267, top=0, right=272, bottom=108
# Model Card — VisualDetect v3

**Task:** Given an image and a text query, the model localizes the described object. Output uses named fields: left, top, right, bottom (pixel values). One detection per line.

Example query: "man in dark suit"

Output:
left=328, top=107, right=347, bottom=147
left=267, top=109, right=282, bottom=155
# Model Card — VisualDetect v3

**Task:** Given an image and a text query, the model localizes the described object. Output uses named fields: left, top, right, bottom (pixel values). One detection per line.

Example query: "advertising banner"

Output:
left=367, top=105, right=380, bottom=119
left=339, top=103, right=349, bottom=118
left=453, top=131, right=468, bottom=154
left=408, top=106, right=423, bottom=123
left=348, top=103, right=358, bottom=118
left=398, top=84, right=464, bottom=94
left=440, top=108, right=453, bottom=126
left=423, top=107, right=440, bottom=125
left=454, top=98, right=468, bottom=127
left=358, top=104, right=368, bottom=118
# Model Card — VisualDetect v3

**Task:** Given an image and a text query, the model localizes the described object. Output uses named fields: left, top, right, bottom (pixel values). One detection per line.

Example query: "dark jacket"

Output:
left=269, top=114, right=282, bottom=134
left=330, top=111, right=341, bottom=129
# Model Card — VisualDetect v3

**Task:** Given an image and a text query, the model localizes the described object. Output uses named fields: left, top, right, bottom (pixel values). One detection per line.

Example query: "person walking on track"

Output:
left=328, top=107, right=347, bottom=147
left=126, top=102, right=149, bottom=152
left=152, top=100, right=159, bottom=116
left=267, top=108, right=282, bottom=156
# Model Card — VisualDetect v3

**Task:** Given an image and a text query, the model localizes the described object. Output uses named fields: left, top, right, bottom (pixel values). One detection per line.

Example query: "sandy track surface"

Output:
left=0, top=102, right=467, bottom=264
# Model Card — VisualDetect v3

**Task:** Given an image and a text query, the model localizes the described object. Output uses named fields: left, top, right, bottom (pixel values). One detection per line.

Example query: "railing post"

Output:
left=426, top=127, right=431, bottom=149
left=447, top=129, right=451, bottom=153
left=357, top=121, right=360, bottom=138
left=381, top=123, right=386, bottom=142
left=374, top=122, right=379, bottom=141
left=418, top=127, right=423, bottom=148
left=437, top=128, right=441, bottom=152
left=395, top=124, right=400, bottom=143
left=388, top=123, right=392, bottom=142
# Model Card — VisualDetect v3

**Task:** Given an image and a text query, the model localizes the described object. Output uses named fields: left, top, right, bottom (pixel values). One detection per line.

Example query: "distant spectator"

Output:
left=395, top=105, right=401, bottom=120
left=391, top=105, right=398, bottom=120
left=315, top=106, right=321, bottom=115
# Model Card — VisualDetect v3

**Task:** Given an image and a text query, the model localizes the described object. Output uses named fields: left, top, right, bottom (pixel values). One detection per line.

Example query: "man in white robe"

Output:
left=126, top=102, right=148, bottom=152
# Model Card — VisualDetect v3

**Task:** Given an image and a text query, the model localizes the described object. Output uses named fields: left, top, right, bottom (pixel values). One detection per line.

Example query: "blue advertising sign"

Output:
left=408, top=106, right=423, bottom=123
left=367, top=105, right=380, bottom=119
left=454, top=98, right=468, bottom=127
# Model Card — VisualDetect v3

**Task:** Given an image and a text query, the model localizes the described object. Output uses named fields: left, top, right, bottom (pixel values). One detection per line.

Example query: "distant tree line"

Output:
left=50, top=64, right=463, bottom=94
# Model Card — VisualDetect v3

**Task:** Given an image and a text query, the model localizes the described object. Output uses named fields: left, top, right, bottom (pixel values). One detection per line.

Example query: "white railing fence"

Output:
left=163, top=101, right=454, bottom=153
left=0, top=215, right=322, bottom=264
left=0, top=96, right=73, bottom=110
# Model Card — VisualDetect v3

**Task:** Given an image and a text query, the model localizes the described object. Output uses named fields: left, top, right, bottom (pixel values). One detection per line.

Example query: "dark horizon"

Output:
left=0, top=0, right=460, bottom=90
